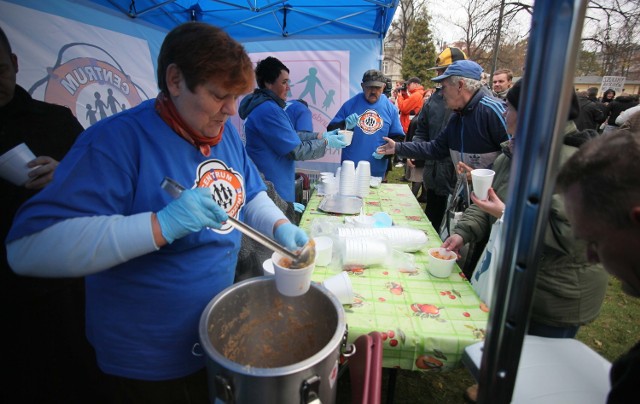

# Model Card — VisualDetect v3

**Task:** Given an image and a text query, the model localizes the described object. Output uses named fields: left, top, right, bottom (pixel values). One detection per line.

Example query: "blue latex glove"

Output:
left=326, top=134, right=346, bottom=149
left=156, top=188, right=228, bottom=243
left=345, top=113, right=359, bottom=130
left=321, top=129, right=339, bottom=139
left=274, top=222, right=309, bottom=251
left=293, top=202, right=306, bottom=213
left=372, top=151, right=385, bottom=159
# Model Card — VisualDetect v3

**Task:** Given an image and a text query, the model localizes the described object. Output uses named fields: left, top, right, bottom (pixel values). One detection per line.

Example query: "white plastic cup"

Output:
left=355, top=161, right=371, bottom=198
left=339, top=130, right=354, bottom=146
left=262, top=258, right=275, bottom=276
left=471, top=169, right=495, bottom=200
left=272, top=251, right=315, bottom=296
left=427, top=247, right=457, bottom=278
left=343, top=238, right=387, bottom=266
left=340, top=160, right=357, bottom=196
left=0, top=143, right=37, bottom=186
left=322, top=272, right=354, bottom=305
left=314, top=236, right=334, bottom=266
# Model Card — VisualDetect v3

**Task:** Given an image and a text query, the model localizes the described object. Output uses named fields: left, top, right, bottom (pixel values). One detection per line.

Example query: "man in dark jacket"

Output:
left=574, top=88, right=606, bottom=131
left=0, top=26, right=103, bottom=402
left=558, top=128, right=640, bottom=404
left=412, top=47, right=467, bottom=230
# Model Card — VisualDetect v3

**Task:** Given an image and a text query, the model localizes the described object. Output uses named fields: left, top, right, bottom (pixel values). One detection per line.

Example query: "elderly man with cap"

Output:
left=411, top=47, right=467, bottom=230
left=377, top=59, right=508, bottom=275
left=327, top=69, right=404, bottom=179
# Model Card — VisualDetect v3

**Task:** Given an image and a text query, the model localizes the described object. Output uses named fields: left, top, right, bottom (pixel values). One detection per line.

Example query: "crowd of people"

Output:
left=2, top=18, right=639, bottom=404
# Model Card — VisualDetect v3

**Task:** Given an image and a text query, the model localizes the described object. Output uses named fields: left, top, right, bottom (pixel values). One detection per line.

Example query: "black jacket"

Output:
left=0, top=85, right=84, bottom=300
left=411, top=88, right=456, bottom=196
left=574, top=95, right=606, bottom=131
left=606, top=95, right=639, bottom=126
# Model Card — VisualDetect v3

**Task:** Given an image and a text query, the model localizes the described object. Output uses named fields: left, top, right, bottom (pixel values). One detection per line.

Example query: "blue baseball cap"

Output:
left=432, top=60, right=483, bottom=82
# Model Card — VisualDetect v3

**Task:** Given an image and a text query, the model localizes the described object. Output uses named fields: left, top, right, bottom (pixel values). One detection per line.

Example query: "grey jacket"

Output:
left=453, top=122, right=608, bottom=327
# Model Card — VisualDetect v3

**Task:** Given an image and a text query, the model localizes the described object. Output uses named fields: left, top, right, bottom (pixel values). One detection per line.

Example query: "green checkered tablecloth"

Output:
left=300, top=184, right=489, bottom=372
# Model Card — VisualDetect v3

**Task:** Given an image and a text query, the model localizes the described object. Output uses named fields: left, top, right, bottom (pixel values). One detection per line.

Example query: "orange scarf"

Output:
left=155, top=92, right=222, bottom=157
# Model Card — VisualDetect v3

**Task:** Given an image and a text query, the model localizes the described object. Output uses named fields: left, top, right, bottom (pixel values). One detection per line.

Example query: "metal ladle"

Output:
left=160, top=177, right=315, bottom=269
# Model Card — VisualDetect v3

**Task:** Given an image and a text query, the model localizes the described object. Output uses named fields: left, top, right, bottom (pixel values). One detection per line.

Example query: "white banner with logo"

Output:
left=1, top=0, right=158, bottom=128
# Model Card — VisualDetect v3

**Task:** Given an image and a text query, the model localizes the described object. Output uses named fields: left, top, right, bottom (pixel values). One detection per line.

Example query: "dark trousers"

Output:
left=424, top=188, right=448, bottom=231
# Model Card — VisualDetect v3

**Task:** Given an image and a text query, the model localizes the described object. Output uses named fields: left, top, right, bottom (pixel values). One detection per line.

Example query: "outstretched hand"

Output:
left=375, top=137, right=396, bottom=155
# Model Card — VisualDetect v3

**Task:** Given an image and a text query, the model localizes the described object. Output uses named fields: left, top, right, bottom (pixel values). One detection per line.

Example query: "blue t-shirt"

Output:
left=244, top=99, right=301, bottom=202
left=285, top=99, right=313, bottom=132
left=8, top=99, right=266, bottom=380
left=329, top=94, right=403, bottom=177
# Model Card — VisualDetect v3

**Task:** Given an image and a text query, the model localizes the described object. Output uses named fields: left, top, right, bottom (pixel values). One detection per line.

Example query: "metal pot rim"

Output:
left=198, top=277, right=346, bottom=376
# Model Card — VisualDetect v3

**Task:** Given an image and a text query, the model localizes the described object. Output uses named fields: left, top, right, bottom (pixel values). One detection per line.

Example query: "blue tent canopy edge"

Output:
left=78, top=0, right=399, bottom=41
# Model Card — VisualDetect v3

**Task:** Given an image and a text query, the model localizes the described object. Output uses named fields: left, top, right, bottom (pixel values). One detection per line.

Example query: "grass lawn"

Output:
left=335, top=164, right=640, bottom=403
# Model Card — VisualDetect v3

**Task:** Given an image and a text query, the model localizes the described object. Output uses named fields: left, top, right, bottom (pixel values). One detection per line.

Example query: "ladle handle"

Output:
left=225, top=217, right=297, bottom=260
left=160, top=177, right=297, bottom=261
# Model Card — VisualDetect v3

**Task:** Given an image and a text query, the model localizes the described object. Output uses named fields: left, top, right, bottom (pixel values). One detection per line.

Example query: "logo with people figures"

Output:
left=196, top=160, right=245, bottom=234
left=358, top=109, right=384, bottom=135
left=28, top=43, right=150, bottom=127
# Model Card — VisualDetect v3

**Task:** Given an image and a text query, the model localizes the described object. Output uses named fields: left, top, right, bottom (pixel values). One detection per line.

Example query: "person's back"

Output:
left=285, top=98, right=313, bottom=133
left=574, top=90, right=606, bottom=131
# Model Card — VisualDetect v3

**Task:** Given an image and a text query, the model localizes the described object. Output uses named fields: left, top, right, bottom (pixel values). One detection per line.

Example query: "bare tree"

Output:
left=384, top=0, right=426, bottom=67
left=582, top=0, right=640, bottom=78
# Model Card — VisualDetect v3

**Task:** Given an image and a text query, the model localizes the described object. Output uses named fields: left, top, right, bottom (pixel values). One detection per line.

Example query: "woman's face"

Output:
left=503, top=101, right=518, bottom=136
left=168, top=64, right=240, bottom=138
left=265, top=69, right=290, bottom=101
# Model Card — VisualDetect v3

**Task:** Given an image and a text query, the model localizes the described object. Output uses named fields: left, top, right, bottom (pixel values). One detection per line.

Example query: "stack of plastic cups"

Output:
left=355, top=160, right=371, bottom=198
left=339, top=160, right=356, bottom=196
left=320, top=172, right=337, bottom=195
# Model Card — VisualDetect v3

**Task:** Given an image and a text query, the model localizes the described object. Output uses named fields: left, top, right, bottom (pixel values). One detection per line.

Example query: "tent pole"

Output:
left=477, top=1, right=589, bottom=403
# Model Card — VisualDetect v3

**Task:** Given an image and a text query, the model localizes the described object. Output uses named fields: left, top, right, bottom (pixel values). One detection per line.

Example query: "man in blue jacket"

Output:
left=376, top=60, right=508, bottom=276
left=377, top=60, right=507, bottom=172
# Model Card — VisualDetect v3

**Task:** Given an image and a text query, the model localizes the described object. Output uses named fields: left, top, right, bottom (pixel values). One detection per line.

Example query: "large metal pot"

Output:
left=199, top=277, right=346, bottom=404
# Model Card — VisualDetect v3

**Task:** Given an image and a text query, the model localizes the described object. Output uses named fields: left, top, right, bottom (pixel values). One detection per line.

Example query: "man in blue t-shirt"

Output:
left=327, top=69, right=404, bottom=179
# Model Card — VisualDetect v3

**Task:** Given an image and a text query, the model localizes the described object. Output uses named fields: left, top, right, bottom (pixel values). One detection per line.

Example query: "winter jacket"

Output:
left=412, top=88, right=457, bottom=197
left=395, top=87, right=508, bottom=174
left=397, top=85, right=426, bottom=133
left=453, top=122, right=608, bottom=327
left=606, top=95, right=639, bottom=126
left=574, top=95, right=607, bottom=131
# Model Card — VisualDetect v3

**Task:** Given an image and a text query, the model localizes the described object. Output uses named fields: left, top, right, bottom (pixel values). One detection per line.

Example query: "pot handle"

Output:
left=214, top=374, right=235, bottom=403
left=301, top=374, right=322, bottom=404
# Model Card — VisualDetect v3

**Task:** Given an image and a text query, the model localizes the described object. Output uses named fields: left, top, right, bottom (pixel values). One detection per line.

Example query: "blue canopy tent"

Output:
left=79, top=0, right=398, bottom=42
left=2, top=0, right=398, bottom=171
